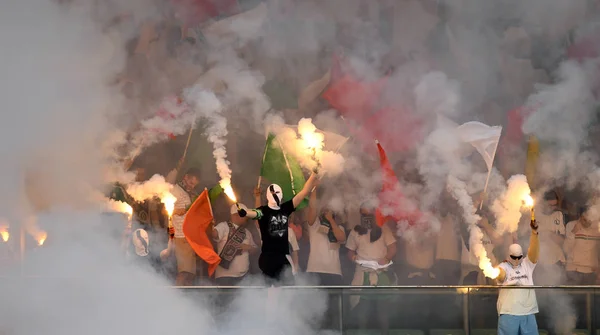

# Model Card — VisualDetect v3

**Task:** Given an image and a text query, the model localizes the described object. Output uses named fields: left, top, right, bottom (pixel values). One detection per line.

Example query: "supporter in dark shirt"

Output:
left=238, top=171, right=319, bottom=285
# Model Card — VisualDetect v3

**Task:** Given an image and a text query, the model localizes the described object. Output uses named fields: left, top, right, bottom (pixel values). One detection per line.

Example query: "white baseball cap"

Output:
left=509, top=244, right=523, bottom=257
left=230, top=203, right=248, bottom=215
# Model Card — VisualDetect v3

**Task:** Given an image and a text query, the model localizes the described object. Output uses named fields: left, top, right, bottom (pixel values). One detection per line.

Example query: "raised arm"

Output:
left=293, top=172, right=319, bottom=209
left=528, top=219, right=540, bottom=264
left=307, top=186, right=318, bottom=226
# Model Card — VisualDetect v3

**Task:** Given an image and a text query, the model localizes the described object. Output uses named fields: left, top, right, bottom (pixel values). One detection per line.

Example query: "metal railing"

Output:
left=173, top=285, right=600, bottom=335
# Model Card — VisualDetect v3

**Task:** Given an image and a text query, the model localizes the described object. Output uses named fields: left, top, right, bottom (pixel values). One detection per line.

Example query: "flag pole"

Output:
left=479, top=139, right=500, bottom=210
left=181, top=123, right=195, bottom=162
left=257, top=133, right=269, bottom=189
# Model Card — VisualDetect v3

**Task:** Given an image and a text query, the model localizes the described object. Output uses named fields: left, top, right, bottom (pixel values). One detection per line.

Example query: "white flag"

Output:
left=456, top=121, right=502, bottom=171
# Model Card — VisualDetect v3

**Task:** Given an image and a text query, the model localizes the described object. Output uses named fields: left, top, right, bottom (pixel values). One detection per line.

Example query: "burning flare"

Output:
left=161, top=193, right=177, bottom=217
left=523, top=195, right=534, bottom=208
left=298, top=118, right=325, bottom=162
left=222, top=181, right=237, bottom=202
left=37, top=231, right=47, bottom=246
left=0, top=229, right=8, bottom=242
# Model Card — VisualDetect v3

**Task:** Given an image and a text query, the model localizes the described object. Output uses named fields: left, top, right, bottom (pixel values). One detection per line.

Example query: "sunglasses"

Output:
left=510, top=255, right=523, bottom=260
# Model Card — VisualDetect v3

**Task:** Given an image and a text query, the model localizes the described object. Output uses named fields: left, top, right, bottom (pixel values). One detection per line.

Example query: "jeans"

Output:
left=498, top=314, right=539, bottom=335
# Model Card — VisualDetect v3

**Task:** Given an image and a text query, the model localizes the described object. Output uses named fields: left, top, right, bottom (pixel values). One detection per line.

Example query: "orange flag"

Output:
left=183, top=188, right=220, bottom=276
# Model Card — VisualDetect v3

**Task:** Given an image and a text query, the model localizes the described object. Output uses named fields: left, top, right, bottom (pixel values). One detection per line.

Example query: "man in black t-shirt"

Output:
left=238, top=171, right=319, bottom=284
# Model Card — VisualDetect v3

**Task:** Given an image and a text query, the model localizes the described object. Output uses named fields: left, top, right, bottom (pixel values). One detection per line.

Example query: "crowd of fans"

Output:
left=107, top=0, right=600, bottom=288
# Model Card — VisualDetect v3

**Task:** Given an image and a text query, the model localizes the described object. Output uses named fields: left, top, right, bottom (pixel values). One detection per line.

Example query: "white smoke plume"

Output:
left=266, top=115, right=345, bottom=176
left=491, top=174, right=532, bottom=234
left=447, top=175, right=498, bottom=279
left=415, top=71, right=462, bottom=119
left=0, top=2, right=331, bottom=335
left=126, top=174, right=174, bottom=202
left=182, top=88, right=232, bottom=189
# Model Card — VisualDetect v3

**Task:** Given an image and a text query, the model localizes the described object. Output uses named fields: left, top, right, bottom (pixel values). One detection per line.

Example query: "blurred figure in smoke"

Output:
left=211, top=203, right=258, bottom=286
left=171, top=167, right=201, bottom=286
left=564, top=206, right=600, bottom=285
left=532, top=190, right=566, bottom=285
left=306, top=182, right=346, bottom=286
left=495, top=218, right=540, bottom=335
left=305, top=183, right=346, bottom=330
left=434, top=204, right=461, bottom=285
left=238, top=171, right=319, bottom=285
left=347, top=203, right=397, bottom=334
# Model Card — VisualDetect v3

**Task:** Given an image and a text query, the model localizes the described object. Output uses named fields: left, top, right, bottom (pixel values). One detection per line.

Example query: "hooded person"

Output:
left=237, top=170, right=320, bottom=285
left=346, top=202, right=397, bottom=333
left=493, top=218, right=540, bottom=335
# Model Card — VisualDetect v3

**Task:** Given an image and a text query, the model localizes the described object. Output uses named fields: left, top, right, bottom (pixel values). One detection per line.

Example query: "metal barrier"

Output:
left=172, top=285, right=600, bottom=335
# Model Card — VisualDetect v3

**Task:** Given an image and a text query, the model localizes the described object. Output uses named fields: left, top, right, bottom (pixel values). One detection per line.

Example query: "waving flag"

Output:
left=375, top=141, right=422, bottom=227
left=183, top=188, right=220, bottom=276
left=457, top=121, right=502, bottom=172
left=259, top=134, right=308, bottom=209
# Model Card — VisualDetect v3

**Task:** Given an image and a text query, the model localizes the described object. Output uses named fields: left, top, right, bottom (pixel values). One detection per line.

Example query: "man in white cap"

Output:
left=238, top=170, right=319, bottom=284
left=495, top=218, right=540, bottom=335
left=211, top=203, right=258, bottom=286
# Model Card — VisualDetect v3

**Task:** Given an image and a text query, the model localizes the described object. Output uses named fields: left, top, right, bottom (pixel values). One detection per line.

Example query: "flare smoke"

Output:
left=126, top=174, right=173, bottom=202
left=447, top=175, right=497, bottom=279
left=491, top=174, right=532, bottom=234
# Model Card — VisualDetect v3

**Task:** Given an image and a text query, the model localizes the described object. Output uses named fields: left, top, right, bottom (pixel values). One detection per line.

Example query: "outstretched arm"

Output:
left=293, top=172, right=319, bottom=209
left=307, top=185, right=318, bottom=226
left=528, top=220, right=540, bottom=264
left=496, top=267, right=507, bottom=283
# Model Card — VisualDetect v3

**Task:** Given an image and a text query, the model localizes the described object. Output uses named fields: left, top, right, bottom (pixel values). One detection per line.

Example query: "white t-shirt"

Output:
left=214, top=222, right=256, bottom=279
left=536, top=211, right=565, bottom=265
left=346, top=225, right=396, bottom=262
left=171, top=184, right=193, bottom=238
left=497, top=258, right=538, bottom=316
left=565, top=220, right=600, bottom=273
left=307, top=218, right=344, bottom=276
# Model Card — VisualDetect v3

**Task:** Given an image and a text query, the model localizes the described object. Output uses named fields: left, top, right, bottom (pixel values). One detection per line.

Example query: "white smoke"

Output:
left=0, top=2, right=331, bottom=335
left=491, top=174, right=531, bottom=234
left=447, top=175, right=497, bottom=278
left=126, top=174, right=174, bottom=202
left=266, top=115, right=345, bottom=177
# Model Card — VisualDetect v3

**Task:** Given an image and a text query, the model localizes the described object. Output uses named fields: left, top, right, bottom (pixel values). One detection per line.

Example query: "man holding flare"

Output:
left=494, top=203, right=540, bottom=335
left=237, top=168, right=320, bottom=285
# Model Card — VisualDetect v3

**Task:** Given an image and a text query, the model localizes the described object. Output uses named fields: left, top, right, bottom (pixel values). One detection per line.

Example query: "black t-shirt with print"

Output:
left=256, top=200, right=295, bottom=255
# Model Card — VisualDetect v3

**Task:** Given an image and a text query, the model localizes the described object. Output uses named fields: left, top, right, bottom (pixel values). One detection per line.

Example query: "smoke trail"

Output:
left=491, top=174, right=531, bottom=234
left=447, top=175, right=498, bottom=278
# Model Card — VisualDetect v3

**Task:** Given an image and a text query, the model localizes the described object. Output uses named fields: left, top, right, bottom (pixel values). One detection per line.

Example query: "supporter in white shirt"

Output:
left=494, top=218, right=540, bottom=335
left=306, top=188, right=346, bottom=286
left=288, top=225, right=300, bottom=275
left=533, top=190, right=566, bottom=285
left=170, top=168, right=201, bottom=286
left=564, top=207, right=600, bottom=285
left=212, top=204, right=258, bottom=286
left=346, top=204, right=397, bottom=334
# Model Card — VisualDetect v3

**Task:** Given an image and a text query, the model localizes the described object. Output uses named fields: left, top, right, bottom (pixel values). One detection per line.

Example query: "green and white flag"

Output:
left=260, top=133, right=309, bottom=209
